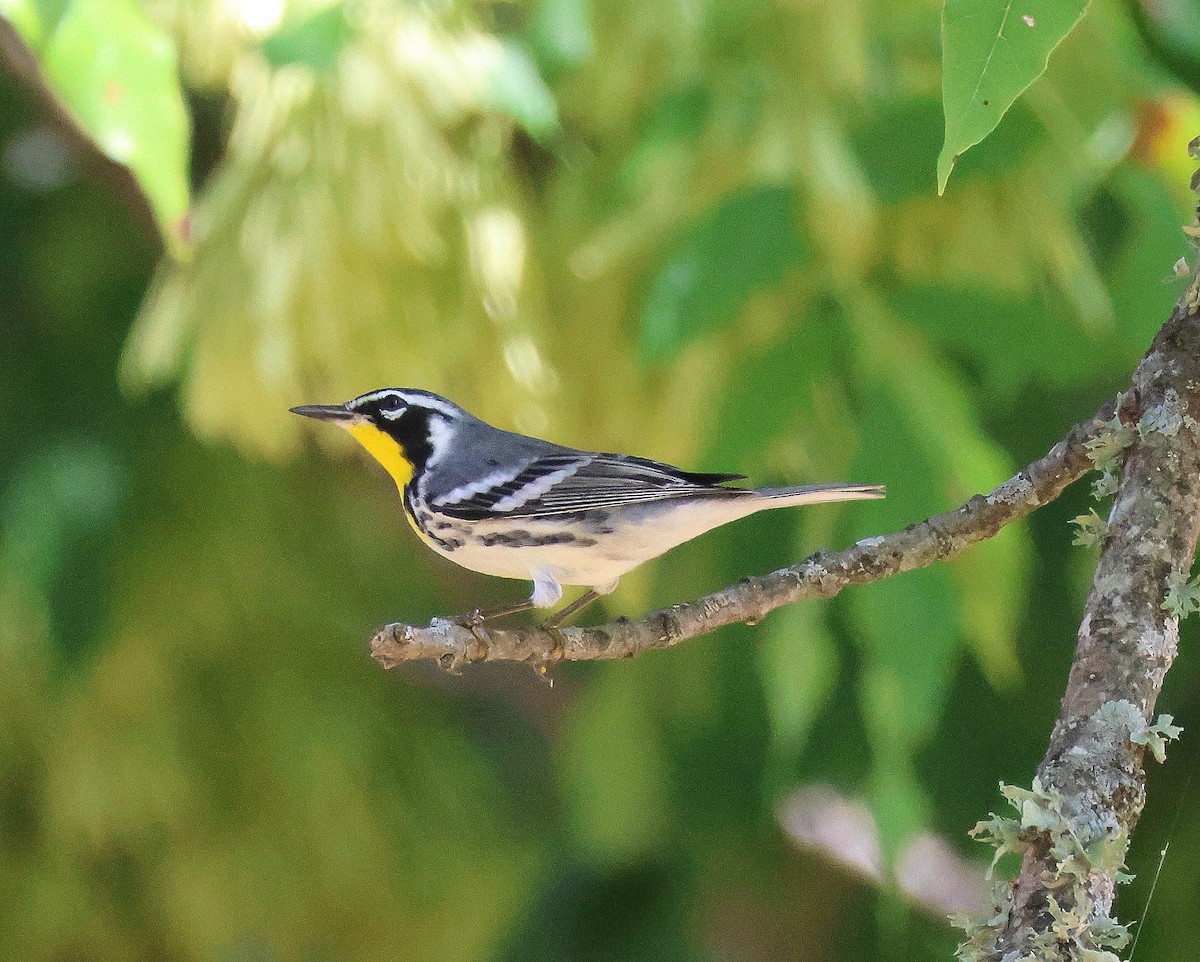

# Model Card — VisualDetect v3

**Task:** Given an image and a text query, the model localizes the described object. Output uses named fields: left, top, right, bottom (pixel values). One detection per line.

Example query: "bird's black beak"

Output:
left=290, top=403, right=356, bottom=422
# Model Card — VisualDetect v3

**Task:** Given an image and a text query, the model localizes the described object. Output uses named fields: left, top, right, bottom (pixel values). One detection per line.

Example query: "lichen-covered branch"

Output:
left=371, top=398, right=1126, bottom=673
left=959, top=163, right=1200, bottom=959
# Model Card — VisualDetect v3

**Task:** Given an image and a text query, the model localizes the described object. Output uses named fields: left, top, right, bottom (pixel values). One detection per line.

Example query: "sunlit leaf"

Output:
left=0, top=0, right=47, bottom=47
left=641, top=185, right=808, bottom=360
left=527, top=0, right=594, bottom=71
left=938, top=0, right=1089, bottom=193
left=260, top=4, right=351, bottom=72
left=489, top=38, right=559, bottom=136
left=32, top=0, right=191, bottom=248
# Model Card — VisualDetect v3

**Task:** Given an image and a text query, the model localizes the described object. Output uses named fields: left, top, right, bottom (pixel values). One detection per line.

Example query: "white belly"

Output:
left=421, top=497, right=763, bottom=590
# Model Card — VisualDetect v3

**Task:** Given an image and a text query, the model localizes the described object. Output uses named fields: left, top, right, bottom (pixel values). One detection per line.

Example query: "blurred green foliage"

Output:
left=1, top=0, right=191, bottom=244
left=938, top=0, right=1088, bottom=193
left=2, top=0, right=1200, bottom=960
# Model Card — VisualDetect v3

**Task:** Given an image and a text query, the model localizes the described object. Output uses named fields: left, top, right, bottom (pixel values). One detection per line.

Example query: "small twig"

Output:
left=371, top=396, right=1129, bottom=673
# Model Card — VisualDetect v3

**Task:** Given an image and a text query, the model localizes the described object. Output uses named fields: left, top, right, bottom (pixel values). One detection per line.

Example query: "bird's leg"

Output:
left=453, top=598, right=537, bottom=627
left=541, top=589, right=600, bottom=628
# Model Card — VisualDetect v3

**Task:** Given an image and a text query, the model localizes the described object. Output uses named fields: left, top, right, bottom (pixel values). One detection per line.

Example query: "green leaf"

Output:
left=938, top=0, right=1089, bottom=193
left=852, top=96, right=1042, bottom=203
left=1094, top=169, right=1191, bottom=355
left=703, top=305, right=846, bottom=471
left=34, top=0, right=191, bottom=248
left=488, top=38, right=559, bottom=137
left=758, top=603, right=839, bottom=783
left=641, top=185, right=808, bottom=360
left=868, top=761, right=929, bottom=864
left=1, top=440, right=128, bottom=594
left=0, top=0, right=46, bottom=47
left=260, top=4, right=351, bottom=72
left=844, top=374, right=964, bottom=857
left=886, top=286, right=1108, bottom=398
left=527, top=0, right=594, bottom=72
left=638, top=85, right=711, bottom=146
left=851, top=301, right=1026, bottom=685
left=851, top=568, right=962, bottom=759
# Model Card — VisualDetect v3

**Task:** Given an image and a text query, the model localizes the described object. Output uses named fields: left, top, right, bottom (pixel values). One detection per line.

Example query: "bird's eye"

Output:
left=378, top=394, right=404, bottom=414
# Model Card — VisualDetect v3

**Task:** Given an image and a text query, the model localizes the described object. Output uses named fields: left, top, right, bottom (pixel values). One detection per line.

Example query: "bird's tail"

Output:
left=751, top=482, right=885, bottom=508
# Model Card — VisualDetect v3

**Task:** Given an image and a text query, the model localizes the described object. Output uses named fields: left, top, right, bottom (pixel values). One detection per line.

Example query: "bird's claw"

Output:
left=452, top=608, right=487, bottom=629
left=540, top=623, right=567, bottom=666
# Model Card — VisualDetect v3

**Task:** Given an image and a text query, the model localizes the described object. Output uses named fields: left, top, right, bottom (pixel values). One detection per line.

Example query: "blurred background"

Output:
left=3, top=0, right=1200, bottom=959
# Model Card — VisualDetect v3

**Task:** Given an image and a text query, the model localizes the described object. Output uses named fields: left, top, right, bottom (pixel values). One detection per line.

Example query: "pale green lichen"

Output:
left=1130, top=714, right=1183, bottom=764
left=1162, top=571, right=1200, bottom=619
left=1137, top=389, right=1200, bottom=441
left=1092, top=469, right=1120, bottom=500
left=1089, top=914, right=1133, bottom=953
left=1072, top=509, right=1109, bottom=548
left=954, top=881, right=1018, bottom=962
left=956, top=764, right=1135, bottom=961
left=1085, top=403, right=1135, bottom=500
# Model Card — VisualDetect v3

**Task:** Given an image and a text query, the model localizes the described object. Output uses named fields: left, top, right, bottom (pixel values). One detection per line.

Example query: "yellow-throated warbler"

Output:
left=292, top=389, right=884, bottom=625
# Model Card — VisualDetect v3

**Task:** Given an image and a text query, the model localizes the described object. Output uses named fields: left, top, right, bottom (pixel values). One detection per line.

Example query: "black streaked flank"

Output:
left=478, top=531, right=598, bottom=548
left=405, top=488, right=465, bottom=551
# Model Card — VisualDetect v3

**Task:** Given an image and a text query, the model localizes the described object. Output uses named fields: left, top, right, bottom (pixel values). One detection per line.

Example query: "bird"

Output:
left=291, top=389, right=884, bottom=626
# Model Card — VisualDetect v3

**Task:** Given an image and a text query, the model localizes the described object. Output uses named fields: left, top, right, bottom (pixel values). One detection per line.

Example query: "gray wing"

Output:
left=431, top=452, right=749, bottom=521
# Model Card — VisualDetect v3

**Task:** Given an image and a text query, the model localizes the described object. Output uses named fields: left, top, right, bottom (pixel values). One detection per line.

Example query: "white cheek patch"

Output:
left=424, top=415, right=455, bottom=468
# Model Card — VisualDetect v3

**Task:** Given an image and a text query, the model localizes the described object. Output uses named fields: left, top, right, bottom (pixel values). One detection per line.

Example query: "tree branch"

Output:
left=961, top=154, right=1200, bottom=960
left=371, top=397, right=1126, bottom=673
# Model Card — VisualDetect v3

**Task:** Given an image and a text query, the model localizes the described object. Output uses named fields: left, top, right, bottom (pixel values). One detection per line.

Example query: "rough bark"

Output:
left=959, top=143, right=1200, bottom=961
left=965, top=295, right=1200, bottom=962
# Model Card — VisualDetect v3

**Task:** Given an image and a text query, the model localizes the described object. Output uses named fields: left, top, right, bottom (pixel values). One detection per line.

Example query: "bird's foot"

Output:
left=451, top=608, right=488, bottom=629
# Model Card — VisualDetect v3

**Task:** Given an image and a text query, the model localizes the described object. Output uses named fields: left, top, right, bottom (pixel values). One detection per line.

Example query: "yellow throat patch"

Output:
left=346, top=423, right=414, bottom=492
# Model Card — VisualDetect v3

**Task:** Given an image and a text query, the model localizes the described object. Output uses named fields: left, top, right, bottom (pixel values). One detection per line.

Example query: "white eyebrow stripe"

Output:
left=401, top=394, right=460, bottom=419
left=346, top=389, right=462, bottom=421
left=490, top=461, right=584, bottom=511
left=348, top=390, right=393, bottom=408
left=434, top=466, right=527, bottom=506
